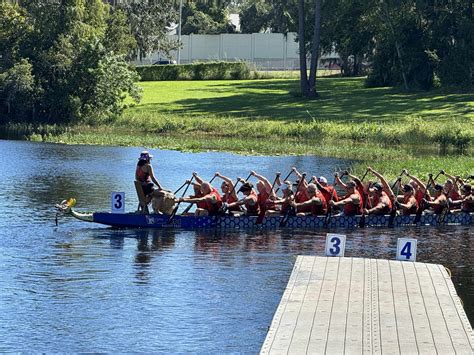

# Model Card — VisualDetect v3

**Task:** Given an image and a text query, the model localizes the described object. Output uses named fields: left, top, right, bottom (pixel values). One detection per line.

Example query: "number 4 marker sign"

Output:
left=325, top=233, right=346, bottom=257
left=396, top=238, right=417, bottom=262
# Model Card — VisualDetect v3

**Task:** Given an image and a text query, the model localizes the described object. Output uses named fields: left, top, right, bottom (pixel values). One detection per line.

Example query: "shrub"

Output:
left=136, top=61, right=253, bottom=81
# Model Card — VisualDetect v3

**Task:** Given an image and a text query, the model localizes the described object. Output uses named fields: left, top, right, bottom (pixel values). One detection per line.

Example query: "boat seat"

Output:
left=134, top=180, right=150, bottom=214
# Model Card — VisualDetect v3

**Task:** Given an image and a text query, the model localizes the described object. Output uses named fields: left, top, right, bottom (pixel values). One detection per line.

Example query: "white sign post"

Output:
left=111, top=192, right=125, bottom=214
left=396, top=238, right=417, bottom=262
left=325, top=233, right=346, bottom=257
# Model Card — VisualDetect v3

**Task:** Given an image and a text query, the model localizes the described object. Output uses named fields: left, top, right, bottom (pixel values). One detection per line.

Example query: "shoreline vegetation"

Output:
left=2, top=77, right=473, bottom=179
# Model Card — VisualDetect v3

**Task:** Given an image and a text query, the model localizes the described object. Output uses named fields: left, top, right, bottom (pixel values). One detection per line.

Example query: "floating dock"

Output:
left=261, top=256, right=474, bottom=354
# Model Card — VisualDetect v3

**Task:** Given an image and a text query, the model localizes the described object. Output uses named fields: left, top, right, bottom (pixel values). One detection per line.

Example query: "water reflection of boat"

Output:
left=69, top=208, right=473, bottom=229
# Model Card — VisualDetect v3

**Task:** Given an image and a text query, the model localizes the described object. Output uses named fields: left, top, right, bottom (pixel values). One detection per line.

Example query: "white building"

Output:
left=133, top=32, right=340, bottom=71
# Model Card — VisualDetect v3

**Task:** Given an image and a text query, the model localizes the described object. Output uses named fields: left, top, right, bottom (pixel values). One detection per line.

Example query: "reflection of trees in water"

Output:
left=193, top=230, right=285, bottom=259
left=25, top=174, right=114, bottom=211
left=194, top=230, right=239, bottom=260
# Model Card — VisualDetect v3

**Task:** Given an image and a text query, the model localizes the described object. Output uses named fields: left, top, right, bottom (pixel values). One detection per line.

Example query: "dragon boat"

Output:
left=65, top=206, right=473, bottom=230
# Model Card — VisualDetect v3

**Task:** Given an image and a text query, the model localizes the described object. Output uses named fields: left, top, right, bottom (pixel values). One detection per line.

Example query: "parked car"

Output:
left=153, top=59, right=177, bottom=65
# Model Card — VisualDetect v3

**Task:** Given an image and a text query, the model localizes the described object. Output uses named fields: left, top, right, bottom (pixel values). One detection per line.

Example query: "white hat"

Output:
left=139, top=151, right=153, bottom=161
left=317, top=176, right=327, bottom=184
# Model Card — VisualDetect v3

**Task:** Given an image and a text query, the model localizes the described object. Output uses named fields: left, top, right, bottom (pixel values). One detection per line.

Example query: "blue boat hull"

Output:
left=88, top=212, right=473, bottom=229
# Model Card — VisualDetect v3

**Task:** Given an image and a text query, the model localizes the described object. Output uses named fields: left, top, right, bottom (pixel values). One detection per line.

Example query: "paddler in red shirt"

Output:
left=329, top=180, right=363, bottom=216
left=214, top=172, right=241, bottom=212
left=449, top=183, right=474, bottom=213
left=313, top=176, right=339, bottom=203
left=363, top=182, right=392, bottom=215
left=422, top=184, right=448, bottom=214
left=443, top=175, right=462, bottom=209
left=250, top=171, right=277, bottom=213
left=226, top=181, right=260, bottom=216
left=394, top=184, right=419, bottom=215
left=291, top=183, right=327, bottom=216
left=405, top=172, right=431, bottom=206
left=291, top=167, right=312, bottom=213
left=179, top=181, right=222, bottom=216
left=366, top=167, right=399, bottom=208
left=268, top=181, right=295, bottom=216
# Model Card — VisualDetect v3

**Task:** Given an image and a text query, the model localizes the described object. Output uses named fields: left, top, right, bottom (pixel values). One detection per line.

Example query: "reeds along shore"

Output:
left=1, top=77, right=472, bottom=180
left=2, top=122, right=472, bottom=181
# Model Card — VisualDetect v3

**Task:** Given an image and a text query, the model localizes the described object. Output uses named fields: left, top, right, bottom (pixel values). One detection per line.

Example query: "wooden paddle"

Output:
left=168, top=175, right=194, bottom=223
left=280, top=173, right=306, bottom=227
left=173, top=181, right=189, bottom=195
left=414, top=170, right=444, bottom=224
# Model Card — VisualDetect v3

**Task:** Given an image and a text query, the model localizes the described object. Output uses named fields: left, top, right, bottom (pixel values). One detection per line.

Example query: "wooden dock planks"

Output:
left=260, top=256, right=474, bottom=355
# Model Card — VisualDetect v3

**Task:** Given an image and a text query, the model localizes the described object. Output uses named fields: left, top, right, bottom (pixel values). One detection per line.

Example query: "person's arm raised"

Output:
left=444, top=172, right=461, bottom=192
left=251, top=171, right=273, bottom=192
left=406, top=172, right=427, bottom=192
left=192, top=172, right=204, bottom=185
left=292, top=166, right=303, bottom=179
left=335, top=173, right=348, bottom=190
left=215, top=172, right=238, bottom=199
left=368, top=167, right=396, bottom=198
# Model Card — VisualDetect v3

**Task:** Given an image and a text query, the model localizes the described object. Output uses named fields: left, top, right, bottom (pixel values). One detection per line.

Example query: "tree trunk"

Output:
left=353, top=55, right=358, bottom=76
left=380, top=1, right=409, bottom=90
left=394, top=41, right=409, bottom=90
left=298, top=0, right=309, bottom=96
left=307, top=0, right=321, bottom=97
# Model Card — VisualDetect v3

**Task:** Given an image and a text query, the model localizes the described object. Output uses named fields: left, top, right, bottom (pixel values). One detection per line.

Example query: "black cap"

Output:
left=373, top=182, right=383, bottom=191
left=238, top=182, right=253, bottom=192
left=461, top=184, right=471, bottom=192
left=434, top=184, right=443, bottom=191
left=346, top=181, right=356, bottom=188
left=403, top=184, right=413, bottom=192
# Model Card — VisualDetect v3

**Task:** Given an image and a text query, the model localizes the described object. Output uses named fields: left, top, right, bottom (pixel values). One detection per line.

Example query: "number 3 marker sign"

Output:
left=111, top=192, right=125, bottom=213
left=325, top=233, right=346, bottom=257
left=396, top=238, right=417, bottom=262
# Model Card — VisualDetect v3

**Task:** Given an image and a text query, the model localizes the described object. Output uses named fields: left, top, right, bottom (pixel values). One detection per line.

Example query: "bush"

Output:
left=136, top=61, right=252, bottom=81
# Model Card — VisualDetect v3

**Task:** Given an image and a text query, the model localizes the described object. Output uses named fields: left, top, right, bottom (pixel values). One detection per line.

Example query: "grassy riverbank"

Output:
left=3, top=77, right=473, bottom=179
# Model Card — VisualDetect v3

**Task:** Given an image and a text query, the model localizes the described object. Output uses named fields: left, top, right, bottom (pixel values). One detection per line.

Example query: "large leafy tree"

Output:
left=118, top=1, right=179, bottom=60
left=179, top=0, right=236, bottom=35
left=239, top=0, right=473, bottom=90
left=0, top=1, right=142, bottom=124
left=239, top=0, right=296, bottom=33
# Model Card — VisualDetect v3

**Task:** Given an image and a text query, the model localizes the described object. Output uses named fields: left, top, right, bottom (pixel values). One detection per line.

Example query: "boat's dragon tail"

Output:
left=55, top=198, right=94, bottom=224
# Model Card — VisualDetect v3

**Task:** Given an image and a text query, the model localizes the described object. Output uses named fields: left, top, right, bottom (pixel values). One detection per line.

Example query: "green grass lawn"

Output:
left=128, top=77, right=473, bottom=122
left=118, top=77, right=473, bottom=155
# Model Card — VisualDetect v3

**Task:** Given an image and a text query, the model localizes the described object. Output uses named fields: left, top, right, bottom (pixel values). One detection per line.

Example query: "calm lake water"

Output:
left=0, top=140, right=472, bottom=352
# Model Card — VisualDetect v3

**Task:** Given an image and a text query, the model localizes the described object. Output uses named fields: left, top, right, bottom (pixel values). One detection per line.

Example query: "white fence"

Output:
left=132, top=32, right=339, bottom=70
